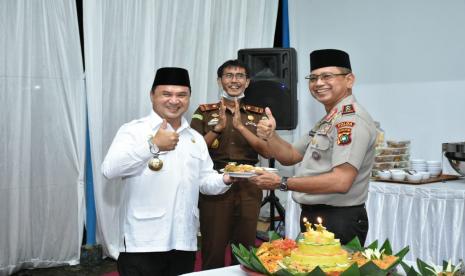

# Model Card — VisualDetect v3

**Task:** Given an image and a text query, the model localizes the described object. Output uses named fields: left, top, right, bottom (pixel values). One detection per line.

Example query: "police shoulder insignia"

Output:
left=341, top=104, right=355, bottom=115
left=199, top=102, right=221, bottom=112
left=243, top=104, right=264, bottom=114
left=192, top=113, right=203, bottom=121
left=336, top=121, right=355, bottom=129
left=337, top=127, right=352, bottom=145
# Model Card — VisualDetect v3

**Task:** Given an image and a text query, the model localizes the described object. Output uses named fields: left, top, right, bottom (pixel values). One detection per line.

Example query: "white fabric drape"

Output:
left=366, top=180, right=465, bottom=264
left=0, top=1, right=86, bottom=275
left=84, top=0, right=279, bottom=258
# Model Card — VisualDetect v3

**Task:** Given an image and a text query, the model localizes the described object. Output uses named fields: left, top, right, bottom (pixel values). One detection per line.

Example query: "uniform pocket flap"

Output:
left=189, top=149, right=206, bottom=161
left=133, top=207, right=166, bottom=219
left=310, top=134, right=330, bottom=150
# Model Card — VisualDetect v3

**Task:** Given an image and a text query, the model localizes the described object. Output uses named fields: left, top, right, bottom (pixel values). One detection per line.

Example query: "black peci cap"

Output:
left=310, top=49, right=351, bottom=71
left=151, top=67, right=191, bottom=91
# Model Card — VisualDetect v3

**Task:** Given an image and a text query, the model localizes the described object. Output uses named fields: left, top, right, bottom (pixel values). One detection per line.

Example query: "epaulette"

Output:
left=243, top=104, right=264, bottom=114
left=199, top=102, right=221, bottom=112
left=341, top=104, right=356, bottom=115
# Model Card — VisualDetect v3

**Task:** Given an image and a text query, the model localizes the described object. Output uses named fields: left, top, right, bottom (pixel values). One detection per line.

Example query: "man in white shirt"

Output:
left=101, top=67, right=233, bottom=276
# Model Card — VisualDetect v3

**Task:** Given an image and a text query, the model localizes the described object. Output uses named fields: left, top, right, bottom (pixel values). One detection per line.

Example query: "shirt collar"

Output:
left=322, top=95, right=355, bottom=122
left=334, top=94, right=355, bottom=111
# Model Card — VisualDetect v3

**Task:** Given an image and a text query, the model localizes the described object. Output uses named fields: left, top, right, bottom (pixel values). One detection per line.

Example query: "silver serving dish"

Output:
left=443, top=142, right=465, bottom=176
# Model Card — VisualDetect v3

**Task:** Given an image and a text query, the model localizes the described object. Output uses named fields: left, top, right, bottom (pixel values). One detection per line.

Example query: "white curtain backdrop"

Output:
left=0, top=1, right=86, bottom=275
left=84, top=0, right=279, bottom=258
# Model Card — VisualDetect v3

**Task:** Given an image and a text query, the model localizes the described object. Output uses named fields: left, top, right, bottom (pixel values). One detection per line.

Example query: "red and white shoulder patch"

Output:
left=341, top=104, right=355, bottom=115
left=336, top=121, right=354, bottom=146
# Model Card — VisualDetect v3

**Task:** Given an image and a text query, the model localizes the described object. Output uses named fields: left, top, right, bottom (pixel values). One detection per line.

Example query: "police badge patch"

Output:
left=337, top=128, right=352, bottom=145
left=336, top=121, right=354, bottom=145
left=336, top=121, right=355, bottom=128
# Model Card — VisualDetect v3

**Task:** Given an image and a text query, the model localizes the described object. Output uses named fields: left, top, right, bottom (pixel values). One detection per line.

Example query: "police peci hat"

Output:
left=310, top=49, right=351, bottom=71
left=151, top=67, right=191, bottom=91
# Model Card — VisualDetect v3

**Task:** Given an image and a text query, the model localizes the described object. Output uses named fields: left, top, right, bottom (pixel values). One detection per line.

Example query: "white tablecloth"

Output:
left=181, top=265, right=244, bottom=275
left=184, top=179, right=465, bottom=276
left=366, top=179, right=465, bottom=264
left=181, top=263, right=418, bottom=275
left=285, top=178, right=465, bottom=264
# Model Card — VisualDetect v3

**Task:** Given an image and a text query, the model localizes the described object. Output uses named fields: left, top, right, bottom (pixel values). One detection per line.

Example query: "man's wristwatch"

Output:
left=147, top=136, right=160, bottom=154
left=279, top=176, right=289, bottom=191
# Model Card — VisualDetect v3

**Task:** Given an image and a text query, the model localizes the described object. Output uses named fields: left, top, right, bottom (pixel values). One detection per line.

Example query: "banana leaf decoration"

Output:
left=231, top=243, right=270, bottom=275
left=400, top=258, right=463, bottom=276
left=232, top=232, right=409, bottom=276
left=344, top=238, right=410, bottom=274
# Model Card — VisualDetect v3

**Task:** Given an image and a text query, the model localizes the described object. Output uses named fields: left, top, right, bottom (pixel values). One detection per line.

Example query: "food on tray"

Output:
left=374, top=154, right=410, bottom=163
left=256, top=239, right=297, bottom=273
left=372, top=161, right=409, bottom=170
left=386, top=140, right=411, bottom=148
left=234, top=221, right=408, bottom=275
left=376, top=147, right=410, bottom=156
left=223, top=162, right=264, bottom=173
left=351, top=248, right=398, bottom=270
left=283, top=220, right=351, bottom=273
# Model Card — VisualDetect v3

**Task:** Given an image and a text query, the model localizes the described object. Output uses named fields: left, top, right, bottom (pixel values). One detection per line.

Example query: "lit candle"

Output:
left=315, top=217, right=326, bottom=232
left=302, top=217, right=312, bottom=232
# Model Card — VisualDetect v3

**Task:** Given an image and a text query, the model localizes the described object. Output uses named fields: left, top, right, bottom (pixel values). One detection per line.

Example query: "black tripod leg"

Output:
left=274, top=197, right=286, bottom=219
left=260, top=194, right=271, bottom=207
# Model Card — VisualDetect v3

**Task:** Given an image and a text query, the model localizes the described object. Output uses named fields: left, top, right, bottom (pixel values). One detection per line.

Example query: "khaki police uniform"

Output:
left=190, top=102, right=266, bottom=269
left=292, top=95, right=376, bottom=245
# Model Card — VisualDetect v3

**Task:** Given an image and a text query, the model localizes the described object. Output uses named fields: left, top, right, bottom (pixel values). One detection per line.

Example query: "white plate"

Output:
left=220, top=167, right=278, bottom=177
left=226, top=172, right=257, bottom=178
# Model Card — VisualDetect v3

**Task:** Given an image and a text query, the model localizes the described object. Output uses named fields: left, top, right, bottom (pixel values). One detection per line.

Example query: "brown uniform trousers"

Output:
left=199, top=166, right=262, bottom=269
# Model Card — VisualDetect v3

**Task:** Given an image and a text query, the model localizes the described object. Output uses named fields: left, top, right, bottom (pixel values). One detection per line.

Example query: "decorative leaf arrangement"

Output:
left=401, top=259, right=464, bottom=276
left=231, top=232, right=410, bottom=276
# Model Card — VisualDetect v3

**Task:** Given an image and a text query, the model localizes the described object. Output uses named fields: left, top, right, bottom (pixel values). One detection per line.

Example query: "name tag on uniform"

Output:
left=208, top=118, right=219, bottom=126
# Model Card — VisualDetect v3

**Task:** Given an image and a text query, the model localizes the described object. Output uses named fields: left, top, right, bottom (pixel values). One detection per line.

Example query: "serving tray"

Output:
left=373, top=174, right=461, bottom=185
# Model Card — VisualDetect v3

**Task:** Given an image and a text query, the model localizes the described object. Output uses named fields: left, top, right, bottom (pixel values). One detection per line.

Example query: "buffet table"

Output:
left=182, top=265, right=244, bottom=275
left=184, top=178, right=465, bottom=276
left=366, top=179, right=465, bottom=264
left=286, top=178, right=465, bottom=264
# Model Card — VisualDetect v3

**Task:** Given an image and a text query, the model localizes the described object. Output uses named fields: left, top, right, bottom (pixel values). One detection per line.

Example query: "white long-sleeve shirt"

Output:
left=101, top=111, right=230, bottom=252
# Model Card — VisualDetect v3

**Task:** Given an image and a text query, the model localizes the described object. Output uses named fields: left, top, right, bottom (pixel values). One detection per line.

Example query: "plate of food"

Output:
left=220, top=163, right=278, bottom=178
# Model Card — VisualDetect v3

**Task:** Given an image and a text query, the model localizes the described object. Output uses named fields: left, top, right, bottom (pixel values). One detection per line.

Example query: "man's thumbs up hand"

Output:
left=257, top=107, right=276, bottom=140
left=152, top=119, right=179, bottom=151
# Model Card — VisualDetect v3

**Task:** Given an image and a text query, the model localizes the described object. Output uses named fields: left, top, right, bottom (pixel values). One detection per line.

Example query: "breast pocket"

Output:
left=185, top=146, right=206, bottom=172
left=129, top=207, right=168, bottom=242
left=310, top=134, right=330, bottom=151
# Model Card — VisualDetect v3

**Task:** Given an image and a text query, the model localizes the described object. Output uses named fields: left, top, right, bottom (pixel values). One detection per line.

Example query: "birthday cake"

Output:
left=284, top=220, right=351, bottom=273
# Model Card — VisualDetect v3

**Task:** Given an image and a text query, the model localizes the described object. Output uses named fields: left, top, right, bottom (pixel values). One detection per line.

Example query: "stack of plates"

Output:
left=426, top=160, right=442, bottom=177
left=410, top=159, right=427, bottom=172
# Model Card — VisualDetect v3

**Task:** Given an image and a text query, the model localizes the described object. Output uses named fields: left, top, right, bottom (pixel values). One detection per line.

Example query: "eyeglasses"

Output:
left=222, top=73, right=247, bottom=80
left=305, top=72, right=349, bottom=83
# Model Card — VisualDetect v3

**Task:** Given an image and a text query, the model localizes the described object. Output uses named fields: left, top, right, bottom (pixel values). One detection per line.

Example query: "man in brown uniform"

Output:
left=250, top=49, right=376, bottom=245
left=190, top=59, right=270, bottom=269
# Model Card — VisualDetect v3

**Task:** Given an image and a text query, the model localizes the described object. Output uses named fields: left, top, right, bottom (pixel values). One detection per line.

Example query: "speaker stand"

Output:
left=260, top=158, right=285, bottom=236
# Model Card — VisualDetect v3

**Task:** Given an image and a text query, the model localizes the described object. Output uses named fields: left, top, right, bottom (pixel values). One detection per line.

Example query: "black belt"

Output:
left=300, top=203, right=365, bottom=211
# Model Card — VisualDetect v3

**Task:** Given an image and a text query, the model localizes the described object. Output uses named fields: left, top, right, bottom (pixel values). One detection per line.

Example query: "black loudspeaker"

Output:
left=238, top=48, right=298, bottom=130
